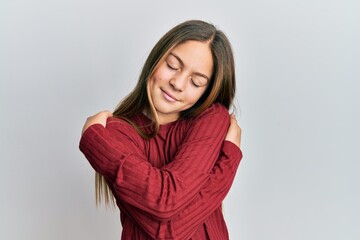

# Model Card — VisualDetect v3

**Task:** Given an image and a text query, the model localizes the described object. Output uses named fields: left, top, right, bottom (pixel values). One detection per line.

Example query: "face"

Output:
left=149, top=40, right=213, bottom=124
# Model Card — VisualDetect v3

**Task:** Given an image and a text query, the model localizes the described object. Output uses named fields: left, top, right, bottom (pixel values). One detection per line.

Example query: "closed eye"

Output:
left=166, top=62, right=178, bottom=70
left=191, top=79, right=200, bottom=87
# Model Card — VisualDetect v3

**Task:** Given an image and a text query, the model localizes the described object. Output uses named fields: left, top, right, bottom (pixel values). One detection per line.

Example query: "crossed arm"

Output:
left=79, top=105, right=242, bottom=239
left=113, top=141, right=241, bottom=239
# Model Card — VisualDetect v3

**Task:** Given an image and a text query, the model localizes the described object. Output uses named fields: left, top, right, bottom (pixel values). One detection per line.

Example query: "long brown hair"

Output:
left=96, top=20, right=236, bottom=207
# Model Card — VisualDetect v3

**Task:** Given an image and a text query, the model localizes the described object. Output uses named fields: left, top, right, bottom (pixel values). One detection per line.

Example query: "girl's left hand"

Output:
left=81, top=111, right=113, bottom=135
left=225, top=114, right=241, bottom=148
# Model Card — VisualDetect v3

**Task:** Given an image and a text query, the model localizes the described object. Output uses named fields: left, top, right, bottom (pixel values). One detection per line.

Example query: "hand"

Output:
left=225, top=114, right=242, bottom=148
left=81, top=110, right=113, bottom=135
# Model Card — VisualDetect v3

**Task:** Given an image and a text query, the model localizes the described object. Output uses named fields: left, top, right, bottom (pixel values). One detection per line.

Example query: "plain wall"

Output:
left=1, top=0, right=359, bottom=239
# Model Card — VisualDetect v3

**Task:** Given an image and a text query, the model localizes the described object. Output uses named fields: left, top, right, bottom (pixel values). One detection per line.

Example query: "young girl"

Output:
left=79, top=20, right=242, bottom=240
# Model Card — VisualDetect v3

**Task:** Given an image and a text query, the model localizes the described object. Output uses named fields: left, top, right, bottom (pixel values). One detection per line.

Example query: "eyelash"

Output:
left=167, top=63, right=178, bottom=70
left=167, top=62, right=200, bottom=88
left=191, top=80, right=200, bottom=88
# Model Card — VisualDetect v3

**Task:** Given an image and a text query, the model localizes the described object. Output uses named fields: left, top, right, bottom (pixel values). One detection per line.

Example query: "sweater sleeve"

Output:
left=172, top=141, right=242, bottom=239
left=117, top=141, right=242, bottom=240
left=79, top=104, right=230, bottom=219
left=111, top=104, right=230, bottom=220
left=79, top=121, right=140, bottom=182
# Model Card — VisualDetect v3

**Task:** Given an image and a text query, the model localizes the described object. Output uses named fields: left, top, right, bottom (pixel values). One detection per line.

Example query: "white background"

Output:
left=1, top=0, right=359, bottom=239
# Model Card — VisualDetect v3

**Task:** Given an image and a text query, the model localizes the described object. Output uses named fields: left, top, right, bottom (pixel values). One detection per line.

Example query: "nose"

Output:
left=169, top=74, right=187, bottom=92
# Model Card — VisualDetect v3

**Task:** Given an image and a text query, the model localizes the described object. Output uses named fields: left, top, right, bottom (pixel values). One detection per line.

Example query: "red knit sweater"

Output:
left=79, top=103, right=242, bottom=240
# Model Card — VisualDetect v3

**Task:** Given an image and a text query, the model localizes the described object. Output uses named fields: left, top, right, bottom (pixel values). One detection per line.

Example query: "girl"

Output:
left=79, top=20, right=242, bottom=240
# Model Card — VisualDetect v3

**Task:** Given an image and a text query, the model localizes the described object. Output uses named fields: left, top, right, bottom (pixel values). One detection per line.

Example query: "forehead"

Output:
left=168, top=40, right=213, bottom=77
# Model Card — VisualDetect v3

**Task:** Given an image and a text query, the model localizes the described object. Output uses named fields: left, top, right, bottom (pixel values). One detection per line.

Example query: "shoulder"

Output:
left=195, top=103, right=229, bottom=122
left=183, top=103, right=230, bottom=131
left=178, top=103, right=230, bottom=140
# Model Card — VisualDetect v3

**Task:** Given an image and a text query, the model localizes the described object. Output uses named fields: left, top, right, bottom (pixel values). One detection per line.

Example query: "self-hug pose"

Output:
left=80, top=20, right=243, bottom=240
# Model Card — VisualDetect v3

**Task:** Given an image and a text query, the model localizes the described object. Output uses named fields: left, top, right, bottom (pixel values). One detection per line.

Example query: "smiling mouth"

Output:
left=161, top=89, right=178, bottom=102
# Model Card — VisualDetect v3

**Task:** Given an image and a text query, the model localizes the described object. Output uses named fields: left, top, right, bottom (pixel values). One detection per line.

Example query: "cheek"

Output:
left=148, top=74, right=159, bottom=98
left=187, top=88, right=207, bottom=104
left=150, top=72, right=159, bottom=85
left=149, top=74, right=164, bottom=91
left=151, top=65, right=171, bottom=85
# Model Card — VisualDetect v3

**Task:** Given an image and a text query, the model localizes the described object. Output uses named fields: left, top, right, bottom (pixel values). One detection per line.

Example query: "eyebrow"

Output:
left=169, top=53, right=210, bottom=82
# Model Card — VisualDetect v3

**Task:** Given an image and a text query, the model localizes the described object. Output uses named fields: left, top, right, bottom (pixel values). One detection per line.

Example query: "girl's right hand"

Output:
left=225, top=115, right=242, bottom=148
left=81, top=111, right=113, bottom=135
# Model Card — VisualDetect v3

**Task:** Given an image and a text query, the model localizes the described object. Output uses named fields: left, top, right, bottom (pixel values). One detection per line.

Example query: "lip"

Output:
left=161, top=88, right=179, bottom=102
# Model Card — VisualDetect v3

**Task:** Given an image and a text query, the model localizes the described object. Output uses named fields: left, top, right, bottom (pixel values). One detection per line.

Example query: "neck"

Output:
left=158, top=114, right=179, bottom=125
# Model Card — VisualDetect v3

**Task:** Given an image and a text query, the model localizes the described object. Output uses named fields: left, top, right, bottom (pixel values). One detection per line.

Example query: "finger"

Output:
left=104, top=110, right=113, bottom=117
left=230, top=115, right=238, bottom=124
left=95, top=110, right=113, bottom=117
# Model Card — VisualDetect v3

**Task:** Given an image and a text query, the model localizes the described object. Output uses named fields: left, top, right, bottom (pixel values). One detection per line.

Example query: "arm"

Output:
left=79, top=110, right=143, bottom=181
left=79, top=104, right=230, bottom=220
left=171, top=115, right=242, bottom=239
left=113, top=104, right=231, bottom=219
left=119, top=141, right=242, bottom=240
left=113, top=116, right=242, bottom=239
left=80, top=107, right=242, bottom=239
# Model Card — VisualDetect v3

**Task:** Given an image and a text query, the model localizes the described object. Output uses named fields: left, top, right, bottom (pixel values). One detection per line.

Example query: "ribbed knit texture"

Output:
left=79, top=103, right=242, bottom=240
